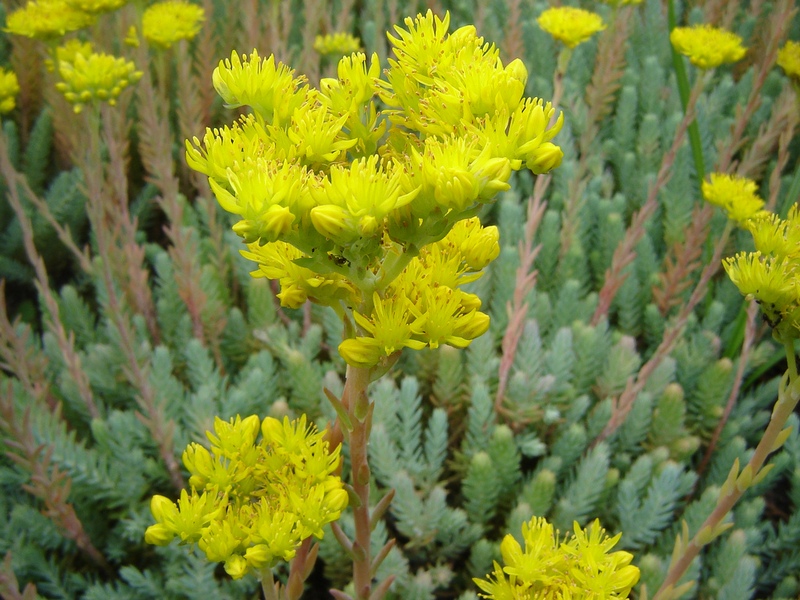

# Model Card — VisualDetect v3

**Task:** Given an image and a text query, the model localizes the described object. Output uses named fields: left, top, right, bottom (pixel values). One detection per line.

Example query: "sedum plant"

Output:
left=179, top=10, right=563, bottom=598
left=0, top=1, right=798, bottom=600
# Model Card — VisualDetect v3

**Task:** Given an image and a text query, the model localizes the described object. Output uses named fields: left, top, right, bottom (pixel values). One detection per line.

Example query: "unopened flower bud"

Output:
left=526, top=142, right=563, bottom=174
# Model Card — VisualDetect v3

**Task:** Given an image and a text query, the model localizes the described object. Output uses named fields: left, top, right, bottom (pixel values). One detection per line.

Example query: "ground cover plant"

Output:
left=0, top=0, right=799, bottom=599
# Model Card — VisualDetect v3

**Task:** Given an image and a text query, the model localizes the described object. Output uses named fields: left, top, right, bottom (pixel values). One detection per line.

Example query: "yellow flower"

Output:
left=313, top=32, right=362, bottom=56
left=142, top=0, right=205, bottom=49
left=0, top=68, right=20, bottom=114
left=45, top=39, right=94, bottom=72
left=185, top=114, right=273, bottom=184
left=339, top=292, right=428, bottom=367
left=309, top=155, right=417, bottom=243
left=723, top=252, right=798, bottom=314
left=209, top=158, right=314, bottom=244
left=146, top=414, right=347, bottom=579
left=55, top=51, right=143, bottom=113
left=474, top=517, right=640, bottom=599
left=65, top=0, right=126, bottom=14
left=212, top=50, right=309, bottom=125
left=537, top=7, right=606, bottom=49
left=410, top=135, right=511, bottom=216
left=242, top=241, right=358, bottom=308
left=287, top=102, right=358, bottom=167
left=701, top=172, right=767, bottom=225
left=777, top=40, right=800, bottom=82
left=746, top=207, right=800, bottom=260
left=670, top=24, right=746, bottom=69
left=5, top=0, right=95, bottom=40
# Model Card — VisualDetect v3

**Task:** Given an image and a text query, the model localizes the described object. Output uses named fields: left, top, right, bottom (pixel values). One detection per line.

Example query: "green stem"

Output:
left=653, top=353, right=800, bottom=600
left=260, top=568, right=280, bottom=600
left=784, top=339, right=797, bottom=382
left=668, top=0, right=705, bottom=183
left=340, top=364, right=377, bottom=600
left=376, top=247, right=416, bottom=292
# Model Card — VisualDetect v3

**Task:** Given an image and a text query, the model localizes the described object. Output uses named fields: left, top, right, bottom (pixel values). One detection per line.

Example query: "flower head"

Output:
left=5, top=0, right=95, bottom=40
left=145, top=414, right=346, bottom=578
left=314, top=32, right=362, bottom=56
left=777, top=40, right=800, bottom=83
left=212, top=50, right=309, bottom=125
left=190, top=11, right=563, bottom=366
left=142, top=0, right=205, bottom=49
left=474, top=517, right=640, bottom=599
left=701, top=172, right=767, bottom=225
left=670, top=24, right=746, bottom=69
left=55, top=51, right=143, bottom=113
left=537, top=7, right=606, bottom=49
left=45, top=38, right=94, bottom=72
left=0, top=68, right=20, bottom=114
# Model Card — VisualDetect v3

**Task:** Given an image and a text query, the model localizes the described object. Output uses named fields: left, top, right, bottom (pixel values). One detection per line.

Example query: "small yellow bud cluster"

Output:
left=45, top=38, right=94, bottom=72
left=0, top=68, right=20, bottom=114
left=536, top=7, right=606, bottom=49
left=313, top=32, right=362, bottom=56
left=55, top=50, right=142, bottom=113
left=142, top=0, right=205, bottom=50
left=777, top=40, right=800, bottom=83
left=723, top=208, right=800, bottom=339
left=188, top=11, right=563, bottom=367
left=5, top=0, right=95, bottom=40
left=670, top=24, right=746, bottom=70
left=338, top=218, right=498, bottom=366
left=145, top=414, right=347, bottom=579
left=703, top=173, right=800, bottom=340
left=473, top=517, right=640, bottom=600
left=701, top=173, right=767, bottom=225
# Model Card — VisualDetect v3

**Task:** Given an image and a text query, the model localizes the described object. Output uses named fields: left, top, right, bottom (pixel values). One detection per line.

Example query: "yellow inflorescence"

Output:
left=777, top=40, right=800, bottom=82
left=142, top=0, right=205, bottom=49
left=0, top=68, right=20, bottom=114
left=45, top=38, right=94, bottom=72
left=313, top=32, right=362, bottom=56
left=536, top=7, right=606, bottom=49
left=145, top=415, right=347, bottom=578
left=670, top=24, right=746, bottom=69
left=474, top=517, right=640, bottom=600
left=55, top=51, right=143, bottom=113
left=5, top=0, right=95, bottom=40
left=701, top=173, right=767, bottom=225
left=188, top=10, right=564, bottom=367
left=722, top=205, right=800, bottom=339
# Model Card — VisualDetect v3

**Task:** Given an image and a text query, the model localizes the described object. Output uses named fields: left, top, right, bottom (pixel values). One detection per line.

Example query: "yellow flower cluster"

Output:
left=337, top=218, right=497, bottom=366
left=5, top=0, right=95, bottom=40
left=0, top=68, right=20, bottom=114
left=701, top=173, right=767, bottom=225
left=723, top=206, right=800, bottom=339
left=474, top=517, right=640, bottom=600
left=188, top=11, right=562, bottom=367
left=142, top=0, right=205, bottom=49
left=45, top=38, right=94, bottom=72
left=670, top=24, right=746, bottom=70
left=145, top=415, right=347, bottom=579
left=55, top=50, right=142, bottom=113
left=314, top=32, right=362, bottom=56
left=777, top=40, right=800, bottom=82
left=536, top=7, right=606, bottom=49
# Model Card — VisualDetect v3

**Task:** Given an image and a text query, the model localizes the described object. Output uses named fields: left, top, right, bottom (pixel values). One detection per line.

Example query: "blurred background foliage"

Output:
left=0, top=0, right=799, bottom=598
